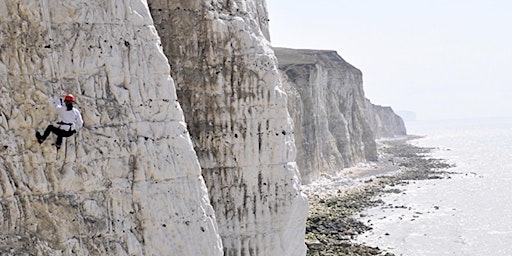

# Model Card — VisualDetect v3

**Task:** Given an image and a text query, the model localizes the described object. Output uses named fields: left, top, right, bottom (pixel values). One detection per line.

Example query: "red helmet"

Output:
left=64, top=94, right=75, bottom=102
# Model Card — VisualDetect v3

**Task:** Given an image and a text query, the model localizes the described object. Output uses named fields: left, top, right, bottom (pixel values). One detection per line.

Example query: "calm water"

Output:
left=357, top=117, right=512, bottom=255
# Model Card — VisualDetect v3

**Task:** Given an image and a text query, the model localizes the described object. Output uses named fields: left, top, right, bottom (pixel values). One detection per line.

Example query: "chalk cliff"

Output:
left=149, top=1, right=308, bottom=255
left=365, top=99, right=407, bottom=138
left=1, top=0, right=407, bottom=255
left=0, top=1, right=222, bottom=255
left=275, top=48, right=405, bottom=183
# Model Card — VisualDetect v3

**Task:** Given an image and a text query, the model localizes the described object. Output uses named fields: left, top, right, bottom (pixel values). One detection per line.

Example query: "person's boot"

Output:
left=35, top=131, right=44, bottom=144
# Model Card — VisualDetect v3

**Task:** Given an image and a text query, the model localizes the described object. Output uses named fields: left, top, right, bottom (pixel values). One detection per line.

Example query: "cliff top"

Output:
left=273, top=47, right=358, bottom=70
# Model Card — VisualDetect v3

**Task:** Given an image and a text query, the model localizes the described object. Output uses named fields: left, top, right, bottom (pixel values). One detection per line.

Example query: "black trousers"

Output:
left=41, top=125, right=76, bottom=146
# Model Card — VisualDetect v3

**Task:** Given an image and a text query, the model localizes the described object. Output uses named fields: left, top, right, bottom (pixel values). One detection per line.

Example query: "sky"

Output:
left=267, top=0, right=512, bottom=120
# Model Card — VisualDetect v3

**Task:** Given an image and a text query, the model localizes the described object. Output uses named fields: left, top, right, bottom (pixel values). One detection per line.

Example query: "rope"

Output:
left=74, top=132, right=79, bottom=160
left=64, top=137, right=68, bottom=162
left=41, top=0, right=69, bottom=164
left=41, top=0, right=63, bottom=96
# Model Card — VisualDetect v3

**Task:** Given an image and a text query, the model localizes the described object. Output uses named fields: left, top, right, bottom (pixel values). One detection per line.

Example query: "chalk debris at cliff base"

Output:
left=304, top=136, right=454, bottom=256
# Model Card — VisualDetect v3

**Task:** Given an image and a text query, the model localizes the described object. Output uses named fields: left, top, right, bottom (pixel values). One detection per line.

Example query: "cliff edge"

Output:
left=275, top=47, right=406, bottom=183
left=149, top=1, right=308, bottom=255
left=365, top=99, right=407, bottom=138
left=275, top=48, right=377, bottom=183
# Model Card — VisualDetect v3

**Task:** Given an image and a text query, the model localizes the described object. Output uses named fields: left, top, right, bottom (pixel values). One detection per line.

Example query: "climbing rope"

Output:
left=41, top=1, right=73, bottom=161
left=41, top=0, right=64, bottom=96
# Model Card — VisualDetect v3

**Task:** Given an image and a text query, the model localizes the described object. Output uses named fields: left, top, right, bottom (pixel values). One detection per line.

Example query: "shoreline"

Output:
left=303, top=136, right=454, bottom=255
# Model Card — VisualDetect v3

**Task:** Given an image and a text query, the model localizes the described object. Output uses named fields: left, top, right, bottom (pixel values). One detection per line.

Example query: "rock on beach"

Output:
left=303, top=137, right=453, bottom=255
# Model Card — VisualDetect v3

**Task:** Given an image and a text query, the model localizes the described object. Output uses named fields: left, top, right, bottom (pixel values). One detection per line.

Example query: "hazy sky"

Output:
left=267, top=1, right=512, bottom=120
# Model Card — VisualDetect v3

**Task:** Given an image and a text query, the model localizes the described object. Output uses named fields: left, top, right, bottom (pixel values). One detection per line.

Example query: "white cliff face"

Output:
left=275, top=48, right=378, bottom=183
left=365, top=99, right=407, bottom=138
left=0, top=1, right=222, bottom=255
left=149, top=1, right=308, bottom=255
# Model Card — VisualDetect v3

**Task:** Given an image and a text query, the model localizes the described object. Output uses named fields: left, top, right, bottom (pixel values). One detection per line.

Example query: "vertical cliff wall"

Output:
left=275, top=48, right=380, bottom=183
left=0, top=1, right=223, bottom=255
left=148, top=1, right=308, bottom=256
left=365, top=99, right=407, bottom=138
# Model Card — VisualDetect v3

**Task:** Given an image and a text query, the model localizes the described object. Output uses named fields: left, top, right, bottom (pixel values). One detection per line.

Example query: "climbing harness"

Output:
left=57, top=121, right=73, bottom=131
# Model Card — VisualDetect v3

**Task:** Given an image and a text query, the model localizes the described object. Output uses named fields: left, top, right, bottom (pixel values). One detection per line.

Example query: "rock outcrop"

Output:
left=149, top=1, right=308, bottom=256
left=275, top=48, right=405, bottom=183
left=0, top=1, right=222, bottom=255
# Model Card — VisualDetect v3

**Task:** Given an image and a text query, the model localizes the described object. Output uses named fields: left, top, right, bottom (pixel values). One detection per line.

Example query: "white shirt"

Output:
left=54, top=98, right=84, bottom=131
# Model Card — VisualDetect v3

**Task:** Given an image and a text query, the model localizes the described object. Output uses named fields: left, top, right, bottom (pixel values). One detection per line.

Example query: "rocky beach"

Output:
left=303, top=136, right=454, bottom=255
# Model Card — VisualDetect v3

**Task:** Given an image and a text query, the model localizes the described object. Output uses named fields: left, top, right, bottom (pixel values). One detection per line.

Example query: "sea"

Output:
left=357, top=117, right=512, bottom=256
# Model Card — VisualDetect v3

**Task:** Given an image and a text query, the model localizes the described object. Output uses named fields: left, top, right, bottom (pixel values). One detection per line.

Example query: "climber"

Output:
left=35, top=94, right=84, bottom=150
